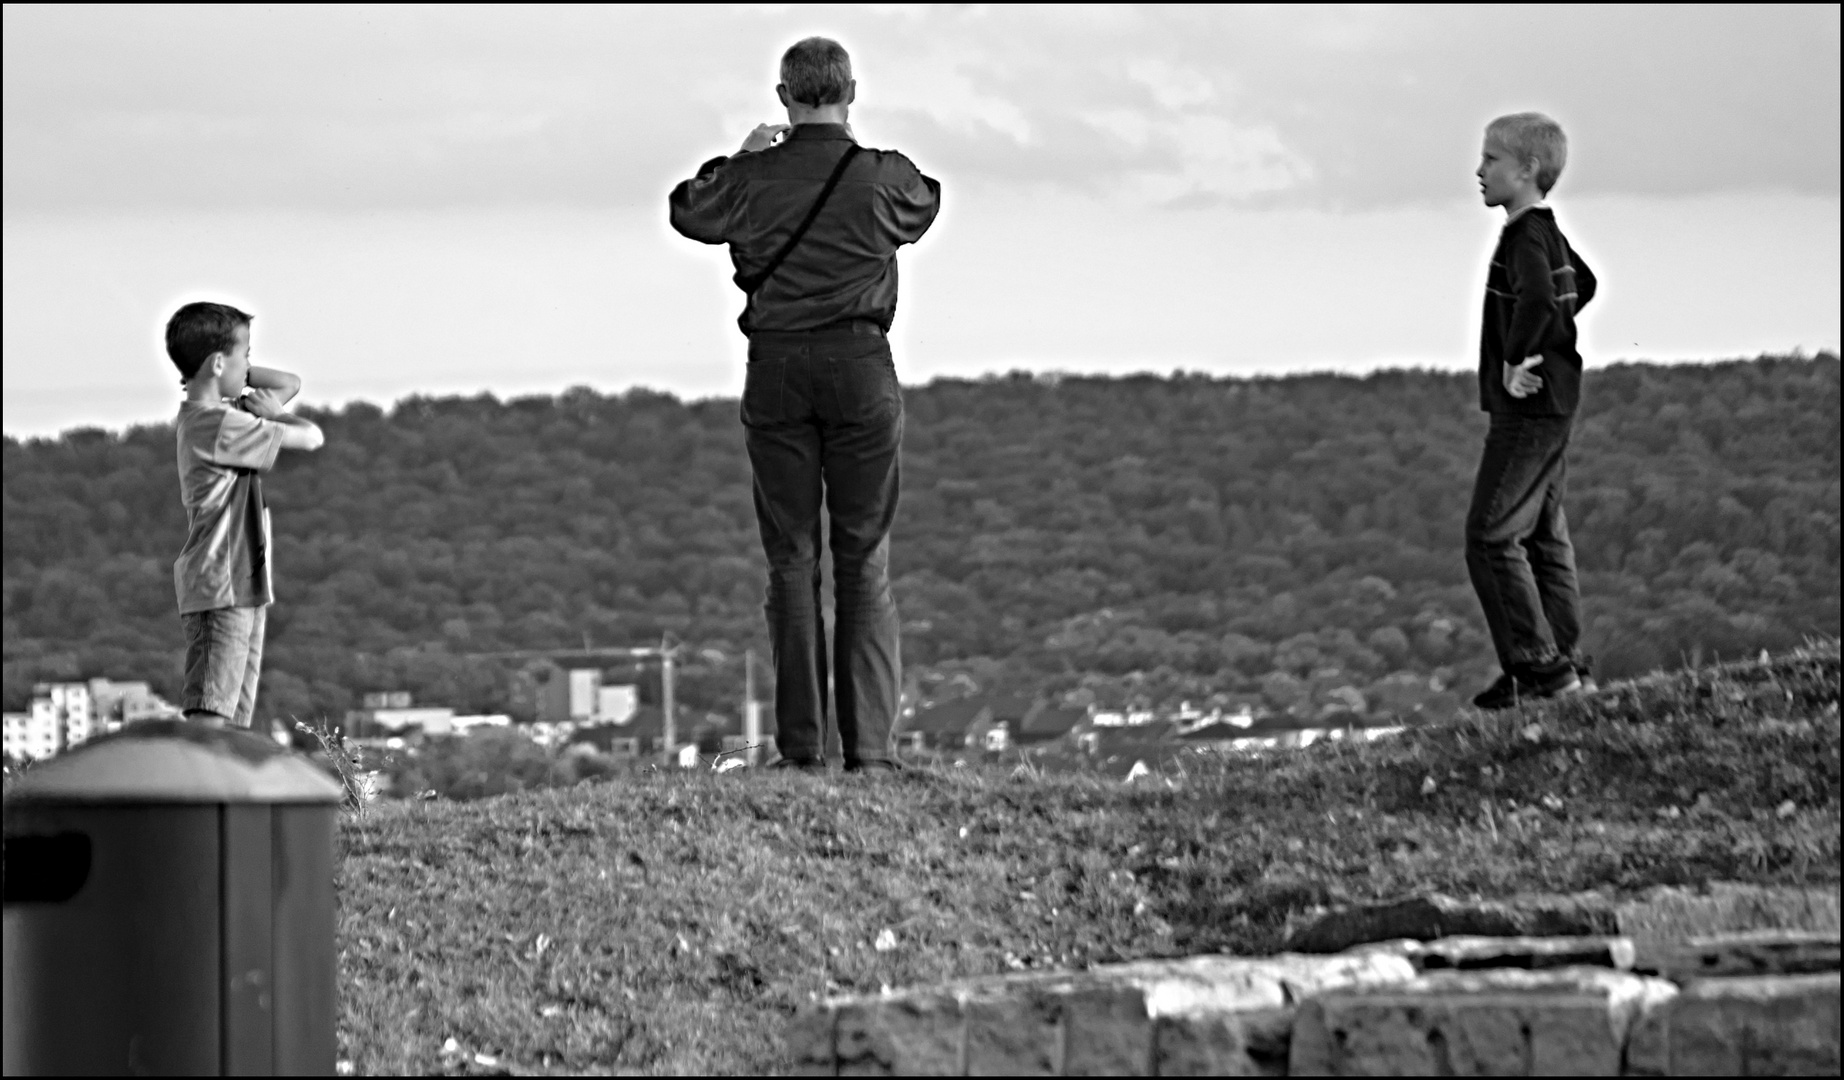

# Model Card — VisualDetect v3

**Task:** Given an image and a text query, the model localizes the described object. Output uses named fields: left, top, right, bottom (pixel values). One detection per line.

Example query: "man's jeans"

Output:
left=742, top=328, right=903, bottom=766
left=1465, top=413, right=1583, bottom=673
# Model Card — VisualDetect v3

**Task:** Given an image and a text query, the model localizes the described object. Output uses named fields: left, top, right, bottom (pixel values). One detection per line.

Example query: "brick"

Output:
left=1625, top=972, right=1840, bottom=1076
left=834, top=992, right=962, bottom=1076
left=787, top=1003, right=838, bottom=1076
left=1289, top=966, right=1676, bottom=1075
left=1635, top=930, right=1840, bottom=981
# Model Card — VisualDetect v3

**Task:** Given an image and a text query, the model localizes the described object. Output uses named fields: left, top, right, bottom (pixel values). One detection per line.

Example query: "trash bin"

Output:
left=4, top=720, right=343, bottom=1076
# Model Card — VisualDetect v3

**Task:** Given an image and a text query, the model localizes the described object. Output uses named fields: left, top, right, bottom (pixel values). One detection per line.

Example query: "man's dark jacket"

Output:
left=1478, top=206, right=1597, bottom=415
left=668, top=123, right=940, bottom=335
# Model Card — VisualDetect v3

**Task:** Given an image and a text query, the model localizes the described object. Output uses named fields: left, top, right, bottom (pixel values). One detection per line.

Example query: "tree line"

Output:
left=4, top=354, right=1837, bottom=727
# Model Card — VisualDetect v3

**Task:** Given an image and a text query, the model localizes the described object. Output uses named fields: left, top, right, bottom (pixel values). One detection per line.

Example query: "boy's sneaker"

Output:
left=1471, top=658, right=1581, bottom=711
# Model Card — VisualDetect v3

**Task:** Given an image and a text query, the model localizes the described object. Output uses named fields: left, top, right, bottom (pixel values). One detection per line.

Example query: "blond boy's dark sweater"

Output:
left=1479, top=206, right=1597, bottom=415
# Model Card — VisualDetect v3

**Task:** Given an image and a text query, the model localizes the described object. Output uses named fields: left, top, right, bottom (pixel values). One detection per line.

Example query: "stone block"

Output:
left=1109, top=951, right=1416, bottom=1013
left=1257, top=951, right=1423, bottom=999
left=1635, top=930, right=1840, bottom=981
left=799, top=947, right=1417, bottom=1076
left=1289, top=966, right=1676, bottom=1075
left=1060, top=983, right=1154, bottom=1076
left=1287, top=891, right=1618, bottom=953
left=962, top=982, right=1062, bottom=1076
left=834, top=991, right=963, bottom=1076
left=1155, top=1007, right=1292, bottom=1076
left=1624, top=972, right=1840, bottom=1076
left=787, top=1003, right=838, bottom=1076
left=1128, top=953, right=1414, bottom=1075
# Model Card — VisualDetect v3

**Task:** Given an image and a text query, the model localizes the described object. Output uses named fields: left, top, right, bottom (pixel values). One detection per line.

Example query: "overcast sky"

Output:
left=5, top=4, right=1838, bottom=437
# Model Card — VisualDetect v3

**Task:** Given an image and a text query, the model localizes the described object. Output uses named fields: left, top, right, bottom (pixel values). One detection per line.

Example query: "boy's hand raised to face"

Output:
left=237, top=387, right=289, bottom=420
left=739, top=123, right=791, bottom=153
left=1504, top=355, right=1545, bottom=399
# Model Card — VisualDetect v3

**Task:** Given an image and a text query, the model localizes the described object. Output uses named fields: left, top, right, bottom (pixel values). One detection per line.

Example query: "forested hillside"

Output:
left=4, top=355, right=1837, bottom=726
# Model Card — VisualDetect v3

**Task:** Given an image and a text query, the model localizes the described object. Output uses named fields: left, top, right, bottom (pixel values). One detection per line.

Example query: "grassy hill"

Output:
left=334, top=642, right=1840, bottom=1074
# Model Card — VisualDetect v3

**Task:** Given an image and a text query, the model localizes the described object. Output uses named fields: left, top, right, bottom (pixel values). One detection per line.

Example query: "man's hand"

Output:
left=738, top=123, right=791, bottom=154
left=1504, top=354, right=1545, bottom=399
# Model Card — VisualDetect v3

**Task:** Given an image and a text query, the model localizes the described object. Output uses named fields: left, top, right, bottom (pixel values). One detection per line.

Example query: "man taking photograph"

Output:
left=669, top=36, right=940, bottom=773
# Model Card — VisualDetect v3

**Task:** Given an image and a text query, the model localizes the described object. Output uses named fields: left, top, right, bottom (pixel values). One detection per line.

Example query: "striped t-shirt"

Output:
left=173, top=400, right=283, bottom=613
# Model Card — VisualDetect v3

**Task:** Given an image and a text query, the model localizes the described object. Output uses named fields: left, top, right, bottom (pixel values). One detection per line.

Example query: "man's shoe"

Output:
left=844, top=759, right=904, bottom=775
left=1471, top=659, right=1581, bottom=711
left=770, top=756, right=826, bottom=773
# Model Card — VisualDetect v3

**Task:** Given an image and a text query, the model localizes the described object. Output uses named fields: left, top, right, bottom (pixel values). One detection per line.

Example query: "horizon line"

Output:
left=6, top=349, right=1836, bottom=443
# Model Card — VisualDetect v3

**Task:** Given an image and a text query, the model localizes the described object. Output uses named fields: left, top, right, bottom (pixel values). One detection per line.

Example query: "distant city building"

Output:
left=513, top=661, right=643, bottom=727
left=565, top=669, right=639, bottom=723
left=345, top=705, right=454, bottom=737
left=569, top=669, right=600, bottom=719
left=902, top=696, right=993, bottom=750
left=88, top=679, right=175, bottom=726
left=898, top=695, right=1088, bottom=753
left=4, top=711, right=55, bottom=762
left=344, top=699, right=511, bottom=740
left=597, top=684, right=638, bottom=725
left=5, top=678, right=175, bottom=762
left=1015, top=703, right=1091, bottom=745
left=528, top=720, right=577, bottom=749
left=34, top=682, right=95, bottom=751
left=448, top=714, right=512, bottom=736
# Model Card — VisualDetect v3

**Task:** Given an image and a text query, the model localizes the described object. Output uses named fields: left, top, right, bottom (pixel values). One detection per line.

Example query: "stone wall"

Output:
left=787, top=930, right=1839, bottom=1075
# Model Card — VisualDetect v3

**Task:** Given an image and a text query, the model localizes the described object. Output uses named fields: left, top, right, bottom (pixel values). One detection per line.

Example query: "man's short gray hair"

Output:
left=780, top=37, right=852, bottom=106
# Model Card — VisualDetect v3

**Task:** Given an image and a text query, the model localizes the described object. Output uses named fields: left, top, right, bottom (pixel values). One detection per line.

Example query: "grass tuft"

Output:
left=296, top=715, right=371, bottom=815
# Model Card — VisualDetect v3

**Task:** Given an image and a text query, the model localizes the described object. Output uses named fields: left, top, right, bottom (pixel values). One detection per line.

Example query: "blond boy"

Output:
left=1467, top=113, right=1599, bottom=709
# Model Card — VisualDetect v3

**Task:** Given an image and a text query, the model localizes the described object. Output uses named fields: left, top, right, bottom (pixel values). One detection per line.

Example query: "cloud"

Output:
left=4, top=5, right=1837, bottom=212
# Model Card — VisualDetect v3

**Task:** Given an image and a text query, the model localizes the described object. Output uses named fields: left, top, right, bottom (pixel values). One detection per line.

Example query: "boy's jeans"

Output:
left=741, top=327, right=903, bottom=766
left=180, top=604, right=267, bottom=727
left=1465, top=413, right=1583, bottom=673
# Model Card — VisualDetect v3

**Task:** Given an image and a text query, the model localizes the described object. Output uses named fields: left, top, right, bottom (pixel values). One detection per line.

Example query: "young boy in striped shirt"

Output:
left=1466, top=113, right=1599, bottom=710
left=168, top=302, right=324, bottom=728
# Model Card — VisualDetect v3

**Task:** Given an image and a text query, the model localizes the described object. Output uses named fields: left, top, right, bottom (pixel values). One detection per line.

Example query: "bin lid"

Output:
left=4, top=720, right=344, bottom=804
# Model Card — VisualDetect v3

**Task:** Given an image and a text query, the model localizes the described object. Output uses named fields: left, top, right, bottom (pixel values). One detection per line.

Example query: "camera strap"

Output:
left=738, top=144, right=863, bottom=295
